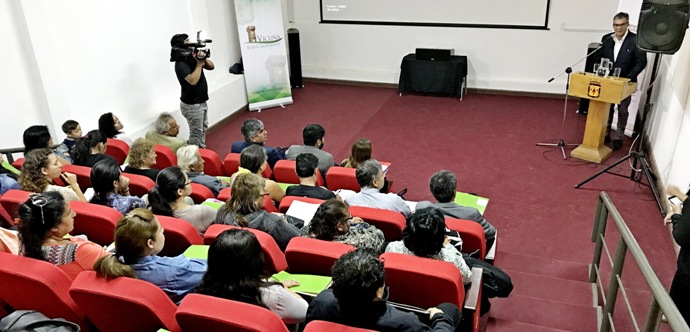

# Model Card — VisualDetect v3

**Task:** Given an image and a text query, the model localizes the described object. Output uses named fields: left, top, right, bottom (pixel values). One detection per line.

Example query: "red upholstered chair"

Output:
left=199, top=148, right=227, bottom=176
left=304, top=321, right=378, bottom=332
left=176, top=294, right=289, bottom=332
left=325, top=166, right=359, bottom=191
left=0, top=189, right=31, bottom=220
left=105, top=138, right=129, bottom=165
left=223, top=153, right=273, bottom=179
left=203, top=224, right=288, bottom=274
left=273, top=160, right=324, bottom=186
left=217, top=187, right=232, bottom=201
left=0, top=253, right=91, bottom=331
left=444, top=217, right=487, bottom=260
left=62, top=164, right=92, bottom=192
left=70, top=201, right=122, bottom=246
left=278, top=196, right=326, bottom=213
left=0, top=196, right=14, bottom=228
left=153, top=144, right=177, bottom=170
left=156, top=215, right=203, bottom=257
left=349, top=206, right=406, bottom=241
left=11, top=158, right=24, bottom=170
left=285, top=237, right=355, bottom=275
left=124, top=172, right=156, bottom=197
left=69, top=271, right=181, bottom=332
left=189, top=182, right=216, bottom=203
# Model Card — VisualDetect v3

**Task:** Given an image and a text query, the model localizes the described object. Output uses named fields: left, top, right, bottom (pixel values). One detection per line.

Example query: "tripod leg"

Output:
left=640, top=158, right=665, bottom=216
left=575, top=154, right=632, bottom=188
left=560, top=146, right=567, bottom=160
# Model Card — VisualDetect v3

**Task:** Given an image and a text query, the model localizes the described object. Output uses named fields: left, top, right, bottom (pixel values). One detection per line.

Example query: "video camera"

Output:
left=170, top=30, right=213, bottom=62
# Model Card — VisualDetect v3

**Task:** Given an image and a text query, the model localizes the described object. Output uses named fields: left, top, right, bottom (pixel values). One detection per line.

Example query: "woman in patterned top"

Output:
left=90, top=158, right=146, bottom=215
left=302, top=199, right=385, bottom=254
left=17, top=191, right=110, bottom=279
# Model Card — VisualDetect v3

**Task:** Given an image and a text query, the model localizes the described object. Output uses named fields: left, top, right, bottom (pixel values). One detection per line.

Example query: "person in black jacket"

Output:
left=666, top=185, right=690, bottom=323
left=306, top=250, right=462, bottom=331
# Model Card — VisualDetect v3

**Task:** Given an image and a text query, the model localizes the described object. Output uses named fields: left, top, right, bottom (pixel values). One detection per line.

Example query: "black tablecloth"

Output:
left=398, top=53, right=468, bottom=98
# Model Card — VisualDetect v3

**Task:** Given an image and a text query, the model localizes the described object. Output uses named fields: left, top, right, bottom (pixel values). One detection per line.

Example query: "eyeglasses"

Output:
left=260, top=192, right=270, bottom=196
left=29, top=194, right=48, bottom=224
left=613, top=22, right=628, bottom=28
left=184, top=181, right=192, bottom=186
left=339, top=214, right=354, bottom=224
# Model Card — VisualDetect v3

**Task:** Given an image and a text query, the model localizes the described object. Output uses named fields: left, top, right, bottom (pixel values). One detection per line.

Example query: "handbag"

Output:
left=464, top=257, right=513, bottom=298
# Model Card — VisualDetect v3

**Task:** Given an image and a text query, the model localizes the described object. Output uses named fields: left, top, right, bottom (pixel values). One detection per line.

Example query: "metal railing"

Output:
left=590, top=191, right=689, bottom=331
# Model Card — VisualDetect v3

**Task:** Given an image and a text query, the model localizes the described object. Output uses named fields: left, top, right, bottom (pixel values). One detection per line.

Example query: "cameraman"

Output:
left=170, top=33, right=215, bottom=148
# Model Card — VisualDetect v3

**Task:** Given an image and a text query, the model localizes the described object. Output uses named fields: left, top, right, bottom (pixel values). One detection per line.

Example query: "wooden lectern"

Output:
left=568, top=72, right=637, bottom=163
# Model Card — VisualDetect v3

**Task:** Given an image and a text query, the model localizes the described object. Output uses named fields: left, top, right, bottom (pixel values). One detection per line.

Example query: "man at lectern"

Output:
left=595, top=12, right=647, bottom=151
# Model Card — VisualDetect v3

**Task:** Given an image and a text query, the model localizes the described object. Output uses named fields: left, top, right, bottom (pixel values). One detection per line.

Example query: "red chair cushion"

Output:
left=444, top=217, right=486, bottom=260
left=0, top=189, right=31, bottom=220
left=124, top=172, right=156, bottom=197
left=176, top=294, right=289, bottom=332
left=70, top=201, right=122, bottom=246
left=189, top=183, right=216, bottom=204
left=199, top=148, right=227, bottom=176
left=105, top=138, right=130, bottom=165
left=62, top=164, right=92, bottom=192
left=203, top=224, right=288, bottom=274
left=325, top=167, right=359, bottom=191
left=153, top=144, right=177, bottom=170
left=285, top=237, right=355, bottom=275
left=349, top=206, right=406, bottom=241
left=278, top=196, right=326, bottom=213
left=156, top=215, right=204, bottom=257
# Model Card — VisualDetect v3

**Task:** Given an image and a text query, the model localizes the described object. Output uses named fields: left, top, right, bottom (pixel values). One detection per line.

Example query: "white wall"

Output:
left=2, top=0, right=247, bottom=153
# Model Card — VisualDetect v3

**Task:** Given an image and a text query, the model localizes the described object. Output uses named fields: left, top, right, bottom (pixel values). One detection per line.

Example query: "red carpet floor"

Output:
left=206, top=82, right=677, bottom=330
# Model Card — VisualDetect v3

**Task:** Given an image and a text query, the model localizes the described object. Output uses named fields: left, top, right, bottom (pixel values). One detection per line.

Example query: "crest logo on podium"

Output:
left=587, top=81, right=601, bottom=98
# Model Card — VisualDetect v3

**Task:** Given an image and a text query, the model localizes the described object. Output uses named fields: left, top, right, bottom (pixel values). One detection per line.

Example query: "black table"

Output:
left=398, top=53, right=468, bottom=99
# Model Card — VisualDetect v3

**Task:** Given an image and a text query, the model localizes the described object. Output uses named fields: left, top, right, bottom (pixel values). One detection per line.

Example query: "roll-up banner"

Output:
left=235, top=0, right=293, bottom=111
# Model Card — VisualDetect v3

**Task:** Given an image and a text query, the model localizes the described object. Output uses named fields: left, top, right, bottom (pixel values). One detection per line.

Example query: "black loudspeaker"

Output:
left=287, top=28, right=303, bottom=88
left=415, top=48, right=453, bottom=61
left=578, top=42, right=601, bottom=114
left=637, top=0, right=690, bottom=54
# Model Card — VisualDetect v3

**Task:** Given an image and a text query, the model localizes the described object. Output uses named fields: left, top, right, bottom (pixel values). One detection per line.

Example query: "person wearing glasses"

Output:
left=123, top=138, right=160, bottom=182
left=17, top=191, right=110, bottom=280
left=302, top=199, right=385, bottom=253
left=306, top=250, right=462, bottom=331
left=148, top=166, right=216, bottom=236
left=19, top=148, right=87, bottom=203
left=214, top=173, right=300, bottom=251
left=594, top=12, right=647, bottom=151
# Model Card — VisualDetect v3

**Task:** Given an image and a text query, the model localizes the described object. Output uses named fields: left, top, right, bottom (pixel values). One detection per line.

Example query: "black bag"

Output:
left=464, top=257, right=513, bottom=298
left=0, top=310, right=80, bottom=332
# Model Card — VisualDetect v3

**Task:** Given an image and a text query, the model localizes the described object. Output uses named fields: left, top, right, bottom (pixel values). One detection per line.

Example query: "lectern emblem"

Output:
left=588, top=81, right=601, bottom=98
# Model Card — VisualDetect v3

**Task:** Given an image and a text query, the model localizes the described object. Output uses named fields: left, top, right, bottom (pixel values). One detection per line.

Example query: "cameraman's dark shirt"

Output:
left=175, top=60, right=209, bottom=104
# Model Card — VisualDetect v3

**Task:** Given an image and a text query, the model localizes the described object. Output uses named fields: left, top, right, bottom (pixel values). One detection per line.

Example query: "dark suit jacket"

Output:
left=596, top=31, right=647, bottom=82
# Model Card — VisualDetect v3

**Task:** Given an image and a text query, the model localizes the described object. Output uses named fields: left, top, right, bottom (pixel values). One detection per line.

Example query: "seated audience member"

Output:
left=230, top=118, right=286, bottom=168
left=306, top=250, right=462, bottom=331
left=90, top=159, right=146, bottom=215
left=123, top=138, right=160, bottom=182
left=17, top=192, right=110, bottom=279
left=19, top=148, right=87, bottom=203
left=214, top=173, right=300, bottom=251
left=198, top=229, right=308, bottom=323
left=0, top=155, right=20, bottom=195
left=231, top=144, right=285, bottom=204
left=23, top=125, right=71, bottom=166
left=341, top=138, right=392, bottom=193
left=55, top=120, right=82, bottom=163
left=99, top=112, right=134, bottom=146
left=148, top=166, right=216, bottom=236
left=71, top=130, right=117, bottom=168
left=177, top=145, right=228, bottom=197
left=145, top=112, right=188, bottom=153
left=94, top=208, right=207, bottom=304
left=417, top=170, right=496, bottom=249
left=343, top=160, right=410, bottom=216
left=285, top=153, right=335, bottom=200
left=302, top=199, right=384, bottom=253
left=385, top=208, right=471, bottom=285
left=286, top=124, right=335, bottom=176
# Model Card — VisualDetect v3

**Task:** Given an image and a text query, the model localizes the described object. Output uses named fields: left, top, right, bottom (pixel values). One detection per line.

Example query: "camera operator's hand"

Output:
left=196, top=51, right=207, bottom=64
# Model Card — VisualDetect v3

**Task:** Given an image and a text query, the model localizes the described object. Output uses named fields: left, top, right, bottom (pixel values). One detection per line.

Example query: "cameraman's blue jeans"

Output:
left=181, top=101, right=208, bottom=148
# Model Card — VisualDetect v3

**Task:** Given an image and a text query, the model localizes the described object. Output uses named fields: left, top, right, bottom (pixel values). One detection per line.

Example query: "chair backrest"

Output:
left=223, top=153, right=241, bottom=175
left=0, top=253, right=89, bottom=330
left=444, top=217, right=486, bottom=260
left=156, top=215, right=204, bottom=257
left=105, top=138, right=129, bottom=165
left=349, top=206, right=406, bottom=241
left=215, top=188, right=279, bottom=213
left=285, top=237, right=355, bottom=275
left=217, top=187, right=232, bottom=201
left=273, top=160, right=324, bottom=186
left=198, top=148, right=227, bottom=176
left=203, top=224, right=288, bottom=274
left=153, top=144, right=177, bottom=170
left=278, top=196, right=326, bottom=213
left=11, top=157, right=25, bottom=170
left=70, top=201, right=122, bottom=245
left=379, top=252, right=464, bottom=308
left=189, top=182, right=216, bottom=204
left=0, top=197, right=14, bottom=228
left=304, top=320, right=378, bottom=332
left=0, top=189, right=31, bottom=220
left=325, top=166, right=359, bottom=191
left=176, top=294, right=289, bottom=332
left=124, top=172, right=156, bottom=197
left=69, top=271, right=180, bottom=332
left=62, top=164, right=92, bottom=192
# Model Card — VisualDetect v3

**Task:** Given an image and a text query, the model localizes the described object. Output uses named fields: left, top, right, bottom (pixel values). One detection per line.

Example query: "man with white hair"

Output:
left=145, top=112, right=188, bottom=153
left=177, top=145, right=228, bottom=196
left=344, top=159, right=410, bottom=216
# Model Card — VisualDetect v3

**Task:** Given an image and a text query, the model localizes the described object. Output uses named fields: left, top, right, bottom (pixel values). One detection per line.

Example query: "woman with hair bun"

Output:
left=71, top=130, right=116, bottom=167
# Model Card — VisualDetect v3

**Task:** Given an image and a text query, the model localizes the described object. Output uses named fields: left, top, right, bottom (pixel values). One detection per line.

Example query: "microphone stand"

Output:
left=536, top=42, right=606, bottom=160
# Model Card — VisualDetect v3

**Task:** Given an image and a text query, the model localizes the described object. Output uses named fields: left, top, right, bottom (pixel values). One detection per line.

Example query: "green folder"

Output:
left=201, top=200, right=224, bottom=210
left=270, top=270, right=332, bottom=296
left=454, top=192, right=489, bottom=215
left=183, top=244, right=209, bottom=259
left=277, top=182, right=296, bottom=191
left=2, top=161, right=20, bottom=176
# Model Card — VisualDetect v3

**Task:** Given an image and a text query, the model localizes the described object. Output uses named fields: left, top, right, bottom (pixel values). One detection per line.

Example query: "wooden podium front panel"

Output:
left=569, top=72, right=636, bottom=104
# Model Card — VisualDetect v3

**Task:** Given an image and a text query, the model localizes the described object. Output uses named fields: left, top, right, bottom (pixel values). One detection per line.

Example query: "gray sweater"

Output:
left=214, top=209, right=301, bottom=251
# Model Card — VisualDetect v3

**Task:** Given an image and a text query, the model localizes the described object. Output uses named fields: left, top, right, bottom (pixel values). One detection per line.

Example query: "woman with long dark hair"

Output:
left=90, top=158, right=145, bottom=214
left=198, top=229, right=307, bottom=323
left=230, top=144, right=284, bottom=204
left=71, top=130, right=116, bottom=167
left=23, top=125, right=71, bottom=165
left=98, top=112, right=133, bottom=146
left=19, top=148, right=87, bottom=202
left=17, top=191, right=110, bottom=279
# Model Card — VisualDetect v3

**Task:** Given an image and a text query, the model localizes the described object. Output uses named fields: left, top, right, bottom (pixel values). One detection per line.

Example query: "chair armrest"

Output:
left=464, top=267, right=483, bottom=311
left=485, top=230, right=497, bottom=261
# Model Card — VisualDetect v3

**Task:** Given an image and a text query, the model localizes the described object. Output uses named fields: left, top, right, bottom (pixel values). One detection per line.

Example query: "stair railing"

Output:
left=590, top=191, right=689, bottom=331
